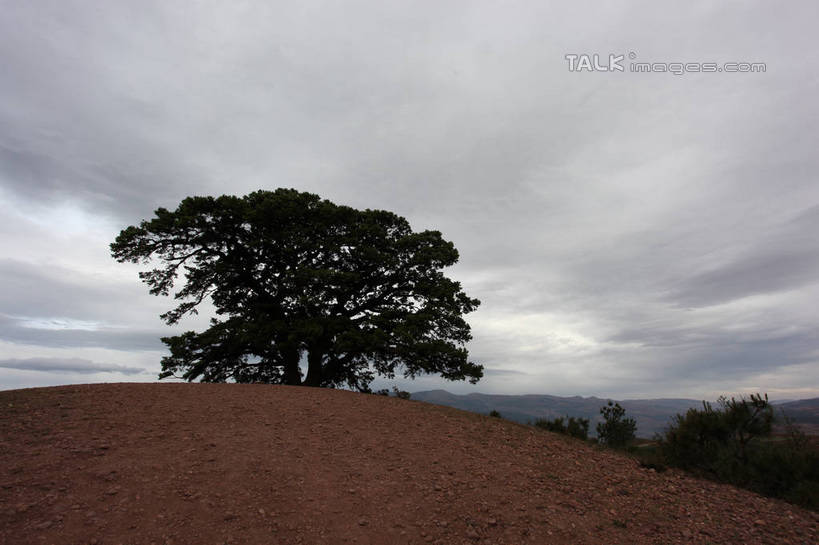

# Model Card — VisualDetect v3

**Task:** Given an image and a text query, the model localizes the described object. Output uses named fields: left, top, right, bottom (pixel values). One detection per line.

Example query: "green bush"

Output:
left=489, top=409, right=501, bottom=418
left=566, top=416, right=591, bottom=440
left=658, top=394, right=772, bottom=472
left=596, top=401, right=636, bottom=448
left=655, top=393, right=819, bottom=511
left=534, top=415, right=589, bottom=440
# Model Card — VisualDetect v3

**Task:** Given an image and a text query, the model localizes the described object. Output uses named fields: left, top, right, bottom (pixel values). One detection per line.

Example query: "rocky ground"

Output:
left=0, top=383, right=817, bottom=544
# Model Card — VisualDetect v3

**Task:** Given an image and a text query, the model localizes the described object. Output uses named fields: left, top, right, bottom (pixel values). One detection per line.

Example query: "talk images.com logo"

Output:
left=565, top=52, right=766, bottom=75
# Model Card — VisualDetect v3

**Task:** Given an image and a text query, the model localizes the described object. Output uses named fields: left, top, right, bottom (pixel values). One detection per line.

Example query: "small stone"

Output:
left=488, top=519, right=497, bottom=526
left=754, top=519, right=765, bottom=526
left=34, top=520, right=52, bottom=530
left=466, top=528, right=480, bottom=540
left=258, top=508, right=265, bottom=515
left=358, top=518, right=368, bottom=526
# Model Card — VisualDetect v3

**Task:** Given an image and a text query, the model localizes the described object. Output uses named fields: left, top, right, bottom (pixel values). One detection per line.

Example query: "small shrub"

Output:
left=636, top=453, right=668, bottom=472
left=392, top=386, right=411, bottom=400
left=535, top=416, right=565, bottom=434
left=489, top=409, right=501, bottom=418
left=597, top=401, right=636, bottom=448
left=534, top=415, right=589, bottom=440
left=565, top=416, right=590, bottom=440
left=373, top=388, right=390, bottom=396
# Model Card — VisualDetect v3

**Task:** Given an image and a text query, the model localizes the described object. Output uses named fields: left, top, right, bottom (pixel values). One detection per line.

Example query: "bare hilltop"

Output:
left=1, top=383, right=816, bottom=544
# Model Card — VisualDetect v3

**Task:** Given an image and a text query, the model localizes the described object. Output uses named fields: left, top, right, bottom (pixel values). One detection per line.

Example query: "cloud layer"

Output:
left=0, top=357, right=145, bottom=375
left=1, top=1, right=818, bottom=399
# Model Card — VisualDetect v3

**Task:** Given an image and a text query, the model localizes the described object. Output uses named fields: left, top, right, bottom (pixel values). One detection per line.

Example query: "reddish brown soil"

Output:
left=1, top=383, right=817, bottom=545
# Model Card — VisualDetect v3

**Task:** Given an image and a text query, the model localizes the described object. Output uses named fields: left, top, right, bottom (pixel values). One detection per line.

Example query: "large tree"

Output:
left=111, top=188, right=482, bottom=391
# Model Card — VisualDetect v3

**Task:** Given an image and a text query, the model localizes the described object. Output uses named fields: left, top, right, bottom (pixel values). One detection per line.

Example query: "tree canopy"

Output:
left=111, top=188, right=482, bottom=391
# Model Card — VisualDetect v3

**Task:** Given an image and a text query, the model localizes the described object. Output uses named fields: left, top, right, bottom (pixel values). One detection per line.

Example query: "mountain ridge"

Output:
left=411, top=390, right=819, bottom=437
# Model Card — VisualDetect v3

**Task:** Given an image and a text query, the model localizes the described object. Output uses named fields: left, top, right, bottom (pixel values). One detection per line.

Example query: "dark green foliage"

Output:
left=655, top=394, right=819, bottom=510
left=534, top=416, right=563, bottom=433
left=489, top=409, right=501, bottom=418
left=373, top=389, right=390, bottom=396
left=566, top=416, right=590, bottom=440
left=597, top=401, right=636, bottom=448
left=392, top=386, right=411, bottom=400
left=658, top=394, right=772, bottom=471
left=743, top=420, right=819, bottom=509
left=534, top=415, right=590, bottom=440
left=111, top=189, right=482, bottom=391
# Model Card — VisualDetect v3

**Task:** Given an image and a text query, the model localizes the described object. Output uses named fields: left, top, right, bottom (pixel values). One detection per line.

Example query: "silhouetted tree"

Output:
left=111, top=189, right=482, bottom=391
left=596, top=401, right=636, bottom=448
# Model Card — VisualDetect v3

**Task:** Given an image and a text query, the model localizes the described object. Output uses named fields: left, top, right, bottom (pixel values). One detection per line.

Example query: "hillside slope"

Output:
left=777, top=398, right=819, bottom=435
left=0, top=384, right=816, bottom=544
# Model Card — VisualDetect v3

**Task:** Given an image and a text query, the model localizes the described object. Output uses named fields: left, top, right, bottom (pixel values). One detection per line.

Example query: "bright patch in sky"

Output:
left=18, top=317, right=102, bottom=331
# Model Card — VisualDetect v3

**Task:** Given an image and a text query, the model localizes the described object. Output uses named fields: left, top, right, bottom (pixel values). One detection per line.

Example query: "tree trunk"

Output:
left=282, top=346, right=302, bottom=386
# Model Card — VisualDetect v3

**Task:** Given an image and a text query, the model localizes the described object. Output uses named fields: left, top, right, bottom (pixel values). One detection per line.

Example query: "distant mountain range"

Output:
left=410, top=390, right=819, bottom=438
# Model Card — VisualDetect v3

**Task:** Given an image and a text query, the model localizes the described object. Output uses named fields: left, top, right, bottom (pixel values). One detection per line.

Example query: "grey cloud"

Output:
left=671, top=251, right=819, bottom=308
left=0, top=357, right=146, bottom=375
left=0, top=258, right=133, bottom=320
left=0, top=258, right=111, bottom=320
left=607, top=326, right=818, bottom=378
left=0, top=258, right=156, bottom=323
left=482, top=368, right=530, bottom=377
left=0, top=314, right=165, bottom=352
left=0, top=259, right=178, bottom=352
left=669, top=206, right=819, bottom=307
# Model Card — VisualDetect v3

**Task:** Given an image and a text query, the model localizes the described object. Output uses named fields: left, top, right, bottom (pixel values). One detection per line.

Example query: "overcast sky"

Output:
left=2, top=1, right=818, bottom=400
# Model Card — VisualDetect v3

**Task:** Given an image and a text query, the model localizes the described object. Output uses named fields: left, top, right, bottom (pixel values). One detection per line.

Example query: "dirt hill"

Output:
left=0, top=383, right=816, bottom=545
